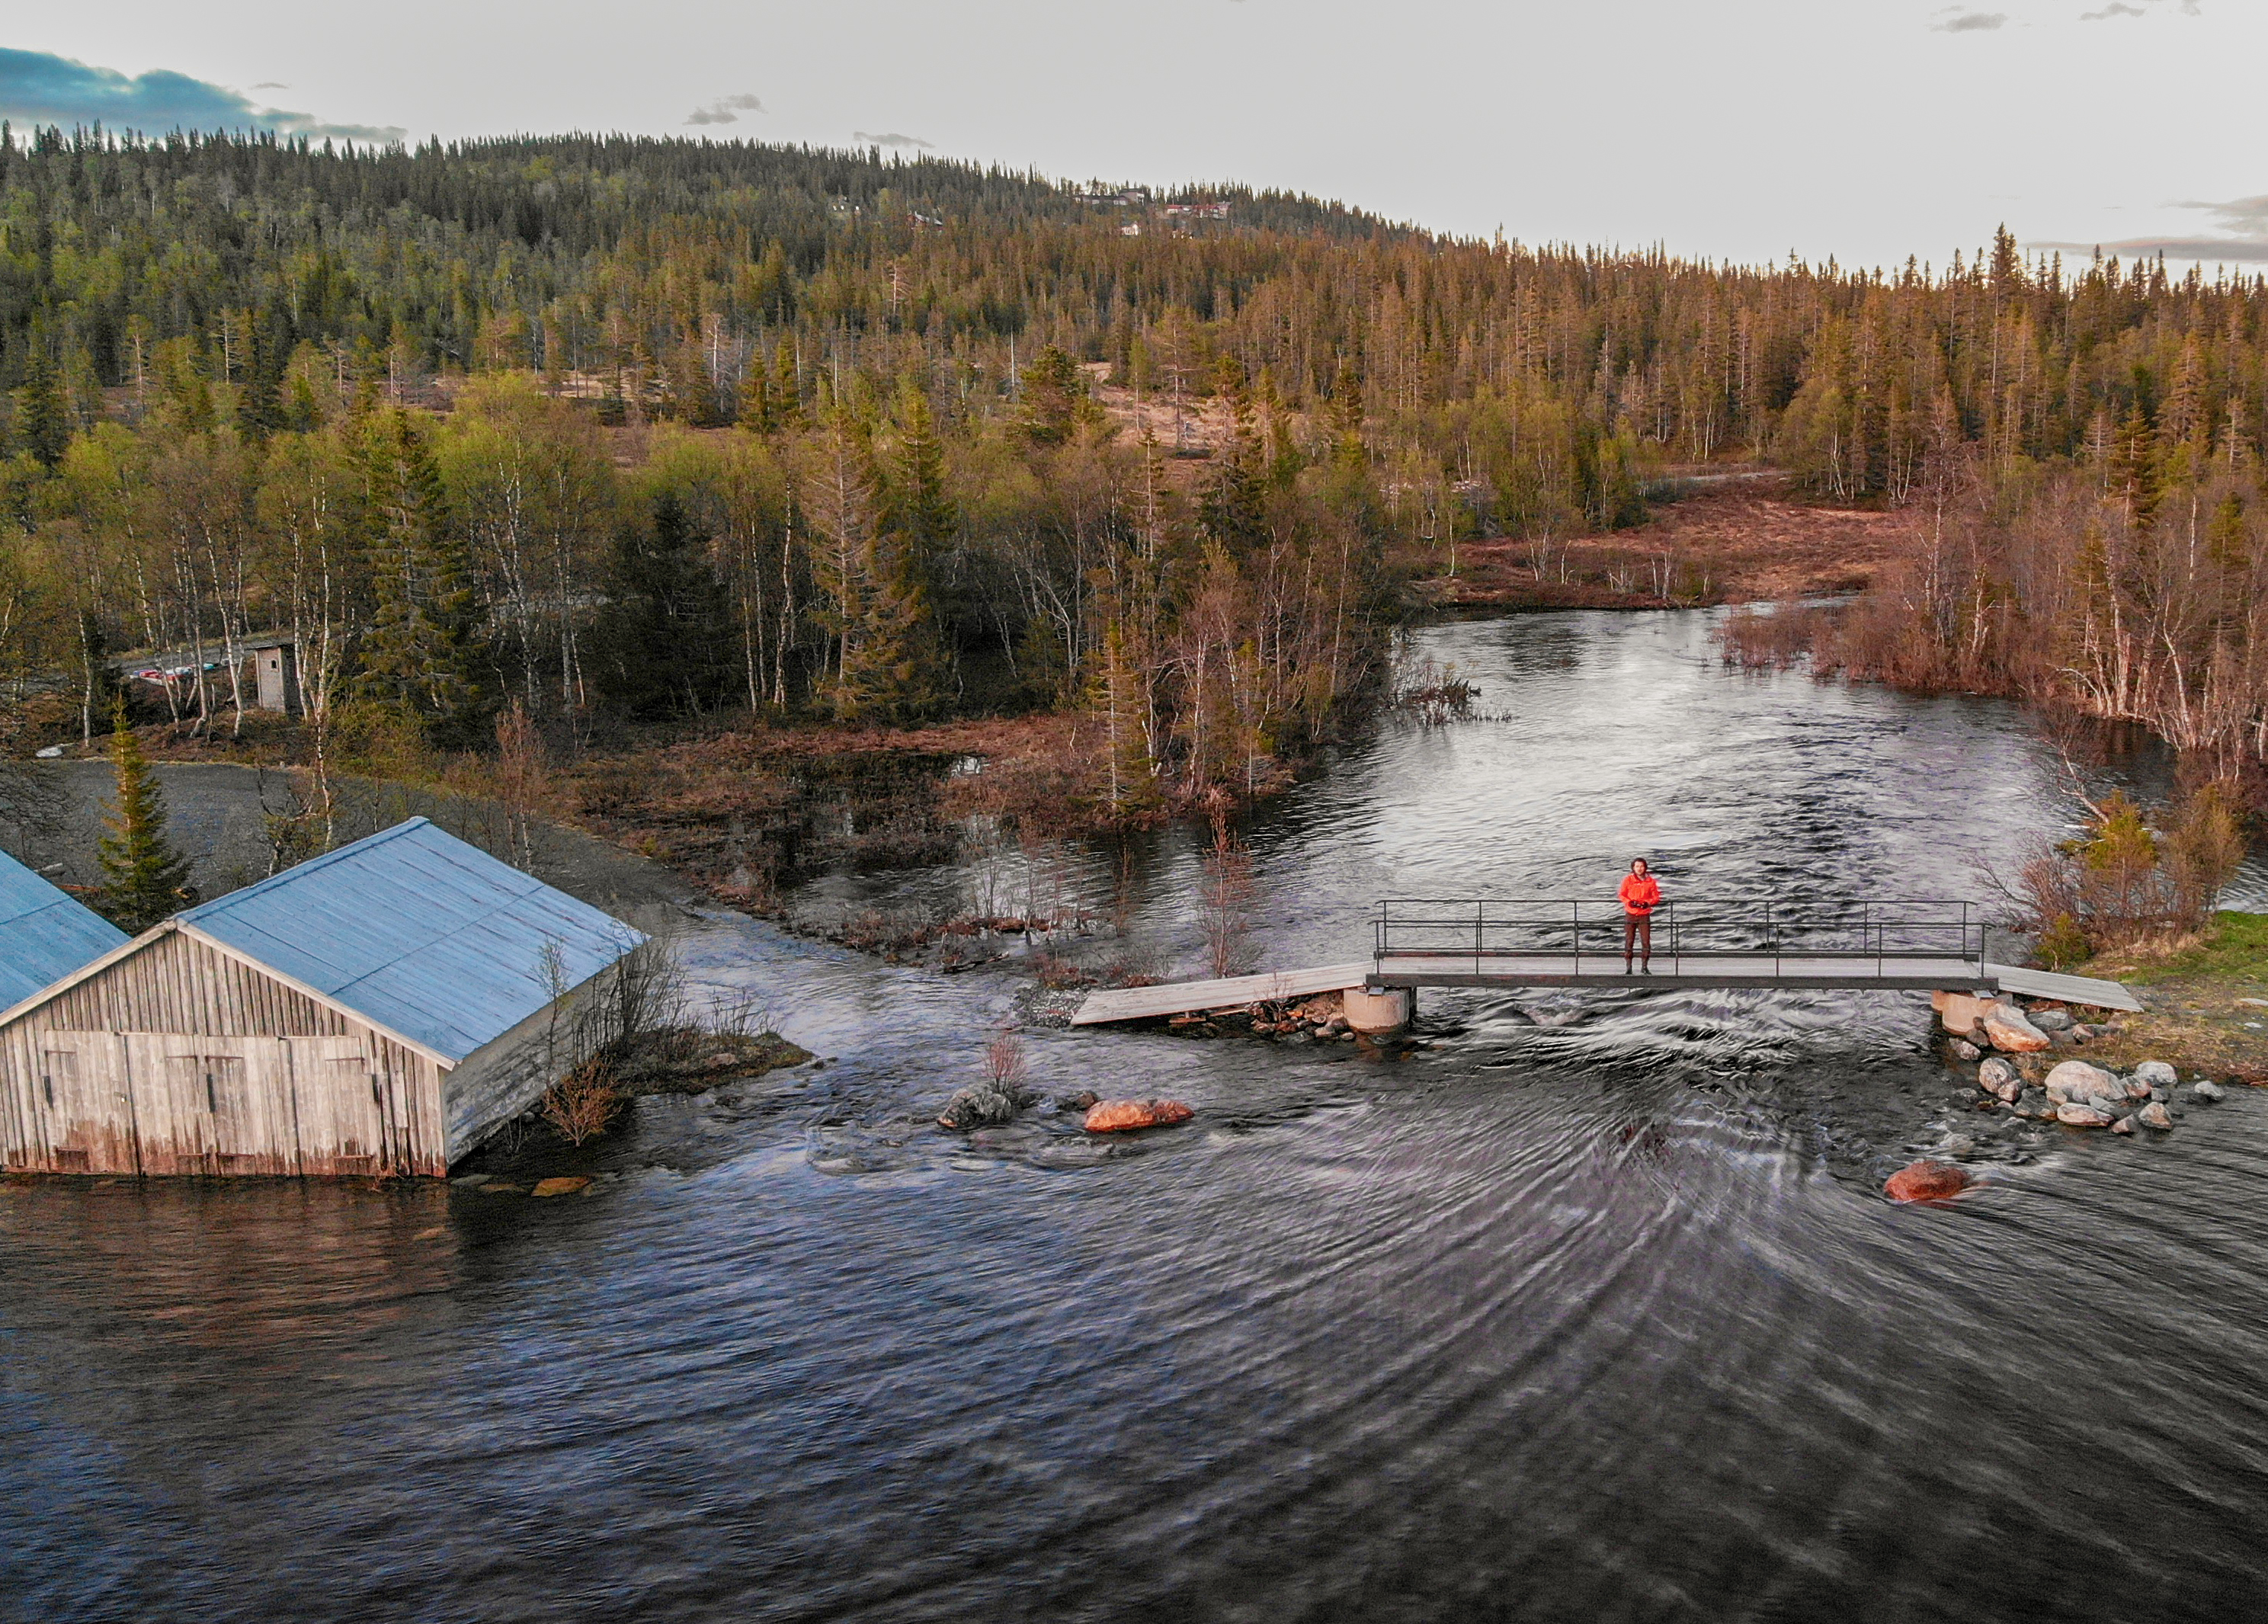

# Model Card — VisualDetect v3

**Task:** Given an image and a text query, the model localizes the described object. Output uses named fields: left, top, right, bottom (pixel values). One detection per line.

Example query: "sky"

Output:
left=2, top=1, right=2263, bottom=274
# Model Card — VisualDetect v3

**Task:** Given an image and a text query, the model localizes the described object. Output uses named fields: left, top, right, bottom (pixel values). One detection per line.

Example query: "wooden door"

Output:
left=203, top=1042, right=298, bottom=1176
left=285, top=1036, right=388, bottom=1176
left=30, top=1034, right=136, bottom=1174
left=127, top=1036, right=299, bottom=1176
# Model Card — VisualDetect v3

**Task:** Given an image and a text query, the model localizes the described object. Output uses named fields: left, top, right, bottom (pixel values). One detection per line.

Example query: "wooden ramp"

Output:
left=1985, top=963, right=2145, bottom=1013
left=1068, top=956, right=2141, bottom=1024
left=1071, top=963, right=1373, bottom=1026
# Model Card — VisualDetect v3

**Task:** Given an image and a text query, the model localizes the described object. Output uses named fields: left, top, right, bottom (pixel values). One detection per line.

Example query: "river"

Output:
left=3, top=610, right=2264, bottom=1622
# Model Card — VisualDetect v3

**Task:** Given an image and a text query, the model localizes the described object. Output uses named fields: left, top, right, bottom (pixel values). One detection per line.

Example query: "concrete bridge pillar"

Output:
left=1343, top=984, right=1412, bottom=1035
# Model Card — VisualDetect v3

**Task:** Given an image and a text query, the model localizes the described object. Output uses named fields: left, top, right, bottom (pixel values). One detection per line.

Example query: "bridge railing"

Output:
left=1372, top=897, right=1986, bottom=979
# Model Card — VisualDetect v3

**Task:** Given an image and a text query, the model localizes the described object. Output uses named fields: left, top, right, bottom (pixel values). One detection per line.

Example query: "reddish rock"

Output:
left=1885, top=1160, right=1974, bottom=1204
left=1084, top=1098, right=1196, bottom=1133
left=531, top=1176, right=593, bottom=1197
left=2055, top=1103, right=2116, bottom=1128
left=1981, top=1005, right=2052, bottom=1054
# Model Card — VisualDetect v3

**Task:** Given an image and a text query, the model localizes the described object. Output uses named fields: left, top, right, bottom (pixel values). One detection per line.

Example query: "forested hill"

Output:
left=2, top=123, right=2267, bottom=820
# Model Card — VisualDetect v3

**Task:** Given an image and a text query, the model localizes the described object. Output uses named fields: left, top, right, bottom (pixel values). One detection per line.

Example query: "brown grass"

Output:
left=1421, top=476, right=1920, bottom=610
left=542, top=1055, right=623, bottom=1145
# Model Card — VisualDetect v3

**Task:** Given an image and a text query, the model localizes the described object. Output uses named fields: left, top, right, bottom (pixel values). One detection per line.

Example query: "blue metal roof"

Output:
left=0, top=848, right=130, bottom=1011
left=179, top=818, right=642, bottom=1062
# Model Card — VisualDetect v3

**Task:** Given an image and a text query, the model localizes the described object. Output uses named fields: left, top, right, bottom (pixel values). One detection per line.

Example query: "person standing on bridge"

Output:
left=1619, top=858, right=1663, bottom=972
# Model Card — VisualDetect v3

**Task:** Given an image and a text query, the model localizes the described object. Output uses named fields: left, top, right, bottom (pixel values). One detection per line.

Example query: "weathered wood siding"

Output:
left=0, top=929, right=447, bottom=1177
left=443, top=962, right=621, bottom=1163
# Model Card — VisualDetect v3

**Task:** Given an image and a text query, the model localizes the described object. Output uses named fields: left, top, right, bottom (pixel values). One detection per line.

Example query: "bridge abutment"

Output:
left=1344, top=984, right=1412, bottom=1035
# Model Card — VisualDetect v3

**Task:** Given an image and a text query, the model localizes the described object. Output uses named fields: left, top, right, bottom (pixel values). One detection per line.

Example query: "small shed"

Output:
left=0, top=848, right=130, bottom=1011
left=0, top=818, right=643, bottom=1178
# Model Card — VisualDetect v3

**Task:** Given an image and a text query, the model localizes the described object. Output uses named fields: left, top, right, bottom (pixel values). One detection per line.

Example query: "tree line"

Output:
left=2, top=129, right=2267, bottom=814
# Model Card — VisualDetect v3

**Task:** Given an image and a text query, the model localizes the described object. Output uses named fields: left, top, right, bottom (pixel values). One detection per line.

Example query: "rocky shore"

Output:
left=1930, top=990, right=2237, bottom=1139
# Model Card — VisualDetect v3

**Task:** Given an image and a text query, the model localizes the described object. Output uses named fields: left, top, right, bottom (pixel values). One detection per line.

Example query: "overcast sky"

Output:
left=5, top=0, right=2262, bottom=272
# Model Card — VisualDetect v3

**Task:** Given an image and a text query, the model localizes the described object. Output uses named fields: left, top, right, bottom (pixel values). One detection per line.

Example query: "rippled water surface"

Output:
left=5, top=612, right=2266, bottom=1622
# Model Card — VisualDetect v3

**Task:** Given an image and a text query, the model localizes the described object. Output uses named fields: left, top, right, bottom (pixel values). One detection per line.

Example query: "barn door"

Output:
left=127, top=1036, right=298, bottom=1176
left=284, top=1036, right=389, bottom=1176
left=30, top=1034, right=136, bottom=1174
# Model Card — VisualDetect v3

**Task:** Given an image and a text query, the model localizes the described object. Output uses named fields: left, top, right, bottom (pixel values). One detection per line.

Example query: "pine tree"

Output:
left=95, top=705, right=195, bottom=933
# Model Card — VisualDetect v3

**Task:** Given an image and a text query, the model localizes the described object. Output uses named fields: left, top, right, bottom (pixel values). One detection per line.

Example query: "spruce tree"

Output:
left=15, top=341, right=69, bottom=469
left=354, top=408, right=483, bottom=743
left=590, top=493, right=734, bottom=719
left=95, top=705, right=195, bottom=933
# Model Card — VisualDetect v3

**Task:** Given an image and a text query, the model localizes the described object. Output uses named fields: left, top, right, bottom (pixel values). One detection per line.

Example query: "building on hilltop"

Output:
left=0, top=818, right=643, bottom=1178
left=0, top=847, right=130, bottom=1011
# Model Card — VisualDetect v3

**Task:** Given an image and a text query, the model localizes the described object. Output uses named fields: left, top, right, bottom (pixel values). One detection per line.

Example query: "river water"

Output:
left=4, top=611, right=2265, bottom=1622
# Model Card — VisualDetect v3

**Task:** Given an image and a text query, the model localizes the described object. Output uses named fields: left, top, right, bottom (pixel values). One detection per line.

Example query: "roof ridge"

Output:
left=178, top=816, right=434, bottom=922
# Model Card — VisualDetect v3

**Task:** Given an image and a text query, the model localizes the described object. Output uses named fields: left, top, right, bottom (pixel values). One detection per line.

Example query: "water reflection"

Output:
left=3, top=610, right=2264, bottom=1621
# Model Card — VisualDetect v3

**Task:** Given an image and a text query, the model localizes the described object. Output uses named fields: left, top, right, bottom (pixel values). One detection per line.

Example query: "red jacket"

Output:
left=1619, top=873, right=1661, bottom=916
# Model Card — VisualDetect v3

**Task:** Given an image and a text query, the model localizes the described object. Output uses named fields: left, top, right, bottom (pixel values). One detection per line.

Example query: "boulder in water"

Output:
left=1084, top=1098, right=1196, bottom=1133
left=1949, top=1039, right=1982, bottom=1063
left=532, top=1176, right=591, bottom=1197
left=1978, top=1057, right=2020, bottom=1092
left=2133, top=1061, right=2178, bottom=1089
left=2044, top=1061, right=2122, bottom=1107
left=2136, top=1102, right=2174, bottom=1131
left=2192, top=1080, right=2227, bottom=1103
left=1981, top=1004, right=2052, bottom=1053
left=2055, top=1103, right=2116, bottom=1128
left=1885, top=1160, right=1972, bottom=1203
left=2111, top=1115, right=2135, bottom=1136
left=939, top=1081, right=1031, bottom=1131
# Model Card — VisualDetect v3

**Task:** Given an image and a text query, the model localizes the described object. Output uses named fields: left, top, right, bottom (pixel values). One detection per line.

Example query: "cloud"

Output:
left=0, top=48, right=402, bottom=141
left=2031, top=193, right=2268, bottom=263
left=685, top=93, right=764, bottom=127
left=251, top=81, right=287, bottom=91
left=2081, top=0, right=2199, bottom=15
left=1933, top=9, right=2008, bottom=29
left=854, top=130, right=933, bottom=149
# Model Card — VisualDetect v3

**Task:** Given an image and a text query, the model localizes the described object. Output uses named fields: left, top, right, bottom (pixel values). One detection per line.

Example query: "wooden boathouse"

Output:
left=0, top=818, right=643, bottom=1179
left=0, top=847, right=130, bottom=1011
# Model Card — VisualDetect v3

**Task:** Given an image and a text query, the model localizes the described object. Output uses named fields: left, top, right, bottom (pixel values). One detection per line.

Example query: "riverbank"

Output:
left=2065, top=913, right=2268, bottom=1084
left=1417, top=474, right=1919, bottom=611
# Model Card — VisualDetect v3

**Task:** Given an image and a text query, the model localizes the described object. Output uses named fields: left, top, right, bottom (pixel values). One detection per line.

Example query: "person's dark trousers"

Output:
left=1623, top=913, right=1651, bottom=967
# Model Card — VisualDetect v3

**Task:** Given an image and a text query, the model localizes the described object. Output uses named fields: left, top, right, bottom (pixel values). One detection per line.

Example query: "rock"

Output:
left=1978, top=1057, right=2020, bottom=1091
left=939, top=1082, right=1027, bottom=1130
left=2111, top=1115, right=2135, bottom=1136
left=2136, top=1102, right=2174, bottom=1130
left=2043, top=1061, right=2122, bottom=1107
left=531, top=1176, right=591, bottom=1197
left=1084, top=1098, right=1196, bottom=1133
left=2132, top=1061, right=2178, bottom=1089
left=2149, top=1086, right=2168, bottom=1102
left=2055, top=1103, right=2116, bottom=1128
left=450, top=1173, right=492, bottom=1187
left=1056, top=1091, right=1100, bottom=1111
left=2121, top=1074, right=2153, bottom=1102
left=2192, top=1081, right=2227, bottom=1103
left=2030, top=1008, right=2074, bottom=1031
left=2013, top=1089, right=2054, bottom=1120
left=1993, top=1076, right=2023, bottom=1103
left=1933, top=990, right=1992, bottom=1037
left=1949, top=1039, right=1982, bottom=1063
left=1981, top=1005, right=2052, bottom=1054
left=1885, top=1160, right=1973, bottom=1203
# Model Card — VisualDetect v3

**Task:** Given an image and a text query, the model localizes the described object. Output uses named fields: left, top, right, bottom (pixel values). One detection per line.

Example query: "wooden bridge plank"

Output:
left=1067, top=953, right=2142, bottom=1024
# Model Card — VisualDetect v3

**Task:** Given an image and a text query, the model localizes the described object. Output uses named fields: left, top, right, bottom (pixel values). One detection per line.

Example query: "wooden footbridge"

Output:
left=1072, top=898, right=2142, bottom=1028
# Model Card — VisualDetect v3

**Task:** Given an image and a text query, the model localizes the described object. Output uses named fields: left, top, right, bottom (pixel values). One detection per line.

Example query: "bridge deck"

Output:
left=1068, top=956, right=2140, bottom=1024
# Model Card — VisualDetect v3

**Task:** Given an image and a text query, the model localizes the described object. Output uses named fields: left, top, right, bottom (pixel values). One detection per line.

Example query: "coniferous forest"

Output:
left=2, top=126, right=2266, bottom=825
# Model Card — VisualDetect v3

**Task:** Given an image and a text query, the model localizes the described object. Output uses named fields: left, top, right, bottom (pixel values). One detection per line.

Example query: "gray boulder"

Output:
left=1978, top=1056, right=2020, bottom=1092
left=2192, top=1081, right=2228, bottom=1103
left=1950, top=1039, right=1982, bottom=1063
left=937, top=1080, right=1036, bottom=1130
left=2044, top=1061, right=2124, bottom=1108
left=2133, top=1060, right=2178, bottom=1089
left=2031, top=1009, right=2075, bottom=1031
left=2136, top=1103, right=2174, bottom=1131
left=2056, top=1103, right=2116, bottom=1128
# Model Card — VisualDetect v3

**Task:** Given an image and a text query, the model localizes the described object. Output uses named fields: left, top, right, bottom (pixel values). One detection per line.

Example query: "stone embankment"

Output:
left=1928, top=991, right=2234, bottom=1139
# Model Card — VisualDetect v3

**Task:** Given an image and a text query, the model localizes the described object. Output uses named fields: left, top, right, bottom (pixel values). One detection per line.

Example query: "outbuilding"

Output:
left=0, top=818, right=643, bottom=1178
left=0, top=847, right=130, bottom=1013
